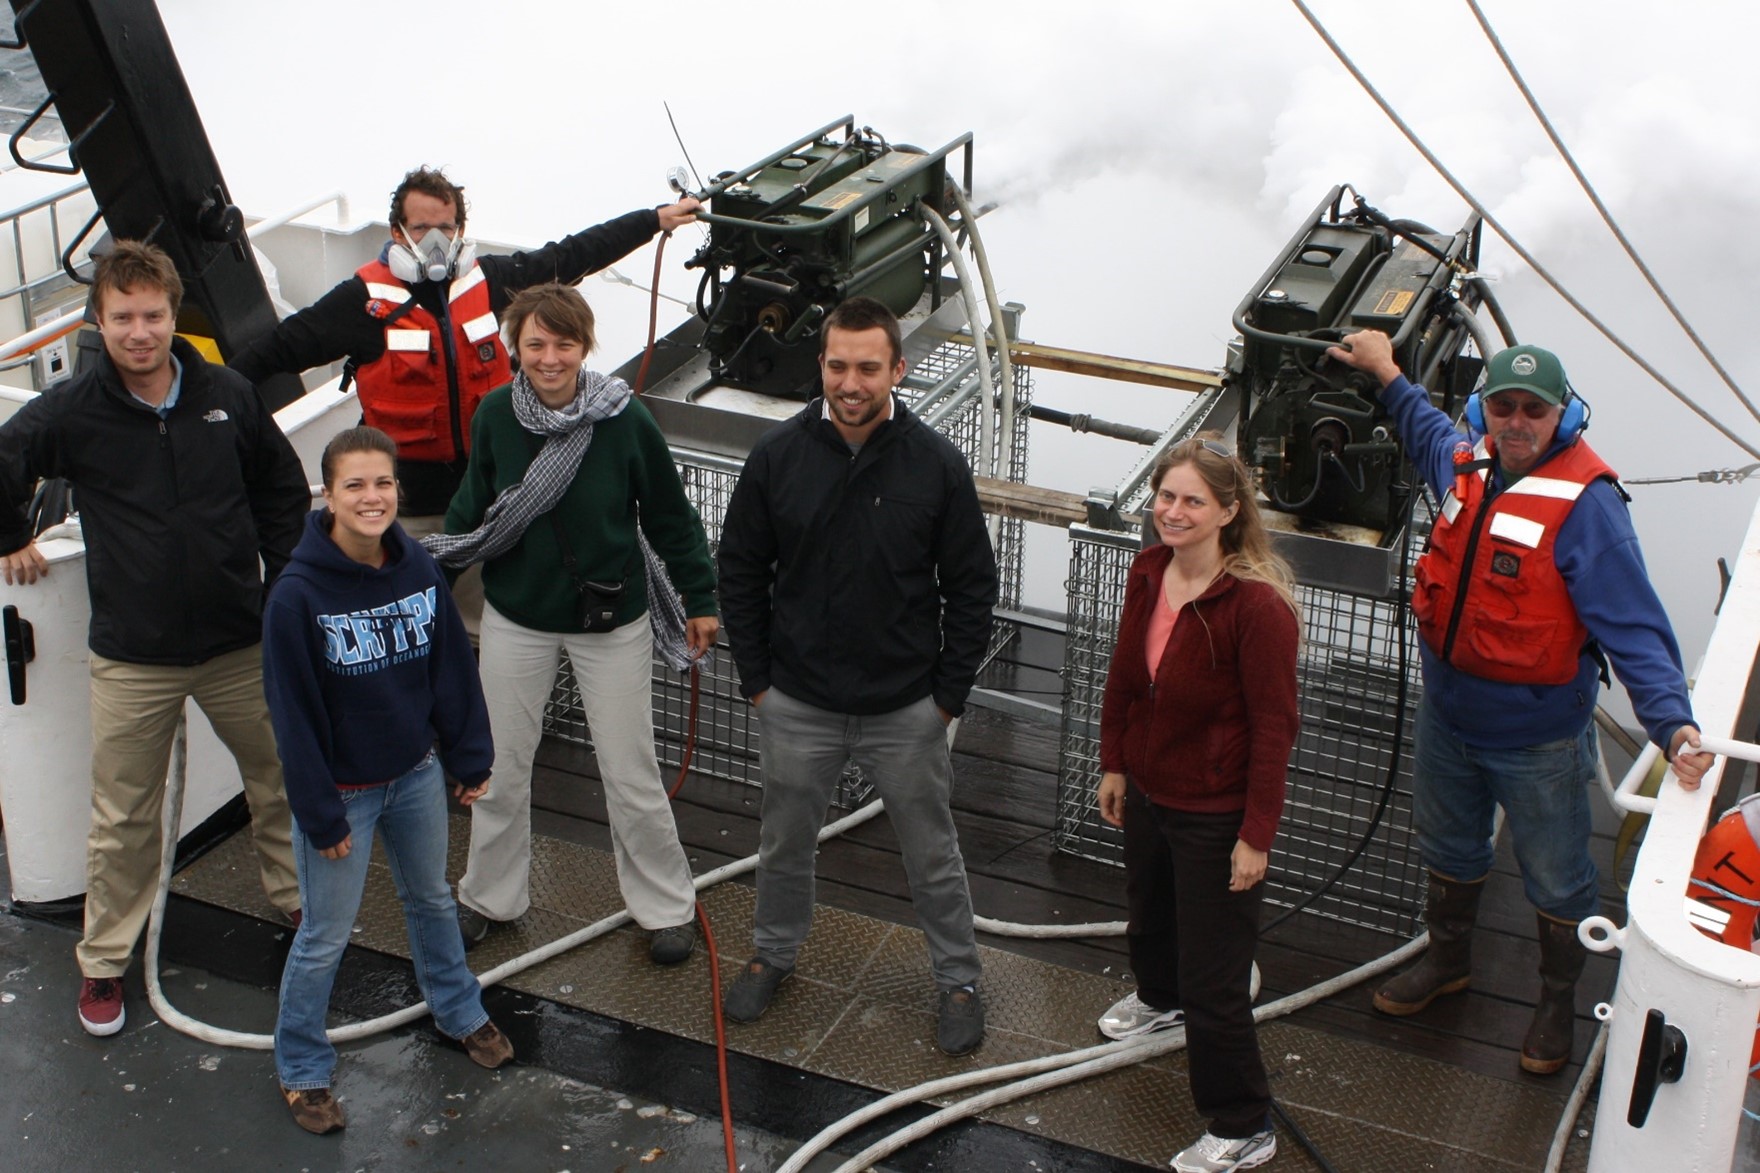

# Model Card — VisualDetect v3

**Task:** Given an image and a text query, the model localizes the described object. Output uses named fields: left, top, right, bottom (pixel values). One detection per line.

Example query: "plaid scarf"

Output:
left=421, top=369, right=699, bottom=672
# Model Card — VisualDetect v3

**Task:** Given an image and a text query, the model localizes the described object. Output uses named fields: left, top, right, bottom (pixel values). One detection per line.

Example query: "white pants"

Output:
left=457, top=602, right=695, bottom=929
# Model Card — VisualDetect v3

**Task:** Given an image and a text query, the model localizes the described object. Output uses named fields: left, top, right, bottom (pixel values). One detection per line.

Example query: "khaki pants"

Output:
left=457, top=603, right=695, bottom=929
left=398, top=513, right=483, bottom=642
left=78, top=643, right=299, bottom=978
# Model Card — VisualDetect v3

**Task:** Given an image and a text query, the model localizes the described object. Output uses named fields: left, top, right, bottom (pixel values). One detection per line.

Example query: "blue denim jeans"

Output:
left=1411, top=697, right=1600, bottom=921
left=275, top=752, right=488, bottom=1089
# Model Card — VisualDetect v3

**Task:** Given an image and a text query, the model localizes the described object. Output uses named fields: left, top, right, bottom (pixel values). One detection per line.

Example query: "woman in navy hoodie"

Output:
left=263, top=426, right=510, bottom=1136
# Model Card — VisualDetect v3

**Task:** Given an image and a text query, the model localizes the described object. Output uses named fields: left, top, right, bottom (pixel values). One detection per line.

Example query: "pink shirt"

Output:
left=1145, top=584, right=1178, bottom=679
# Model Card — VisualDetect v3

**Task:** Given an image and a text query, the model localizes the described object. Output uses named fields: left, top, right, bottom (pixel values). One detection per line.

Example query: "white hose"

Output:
left=920, top=204, right=1002, bottom=551
left=783, top=933, right=1429, bottom=1173
left=1544, top=1019, right=1608, bottom=1173
left=972, top=914, right=1125, bottom=937
left=142, top=723, right=888, bottom=1048
left=946, top=186, right=1017, bottom=486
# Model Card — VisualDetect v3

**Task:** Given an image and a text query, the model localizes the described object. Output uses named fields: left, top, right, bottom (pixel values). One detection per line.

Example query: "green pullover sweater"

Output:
left=444, top=385, right=716, bottom=633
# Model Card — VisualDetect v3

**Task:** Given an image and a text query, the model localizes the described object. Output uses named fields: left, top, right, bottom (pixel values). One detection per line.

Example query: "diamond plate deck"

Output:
left=173, top=820, right=1594, bottom=1170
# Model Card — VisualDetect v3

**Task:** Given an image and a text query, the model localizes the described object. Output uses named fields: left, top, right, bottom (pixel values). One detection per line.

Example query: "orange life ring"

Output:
left=1687, top=802, right=1760, bottom=1077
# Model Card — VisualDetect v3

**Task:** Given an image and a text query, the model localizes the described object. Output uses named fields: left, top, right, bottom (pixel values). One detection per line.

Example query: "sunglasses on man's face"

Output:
left=1482, top=395, right=1555, bottom=420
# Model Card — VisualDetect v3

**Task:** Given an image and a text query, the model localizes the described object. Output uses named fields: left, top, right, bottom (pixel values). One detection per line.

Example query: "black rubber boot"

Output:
left=1373, top=870, right=1486, bottom=1016
left=1521, top=913, right=1587, bottom=1074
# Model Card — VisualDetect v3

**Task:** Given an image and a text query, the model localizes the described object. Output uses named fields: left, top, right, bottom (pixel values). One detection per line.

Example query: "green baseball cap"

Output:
left=1485, top=344, right=1570, bottom=406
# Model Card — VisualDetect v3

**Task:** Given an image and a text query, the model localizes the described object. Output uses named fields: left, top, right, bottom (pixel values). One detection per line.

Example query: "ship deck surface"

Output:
left=117, top=626, right=1646, bottom=1170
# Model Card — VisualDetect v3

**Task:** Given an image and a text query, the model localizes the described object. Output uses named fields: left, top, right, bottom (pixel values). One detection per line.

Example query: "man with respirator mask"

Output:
left=233, top=167, right=697, bottom=635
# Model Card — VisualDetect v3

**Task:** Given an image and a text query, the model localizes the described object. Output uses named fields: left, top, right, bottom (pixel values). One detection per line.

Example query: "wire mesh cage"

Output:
left=542, top=334, right=1032, bottom=812
left=1052, top=522, right=1428, bottom=937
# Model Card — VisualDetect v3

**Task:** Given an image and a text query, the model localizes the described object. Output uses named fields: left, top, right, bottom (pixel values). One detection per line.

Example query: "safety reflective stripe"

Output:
left=1505, top=476, right=1586, bottom=502
left=1488, top=512, right=1545, bottom=548
left=460, top=312, right=498, bottom=344
left=365, top=282, right=410, bottom=303
left=386, top=329, right=429, bottom=352
left=1686, top=898, right=1733, bottom=935
left=1442, top=493, right=1462, bottom=525
left=450, top=267, right=486, bottom=300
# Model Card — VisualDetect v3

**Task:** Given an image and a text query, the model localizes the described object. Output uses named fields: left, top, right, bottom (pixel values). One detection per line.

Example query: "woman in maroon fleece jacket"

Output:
left=1095, top=433, right=1300, bottom=1173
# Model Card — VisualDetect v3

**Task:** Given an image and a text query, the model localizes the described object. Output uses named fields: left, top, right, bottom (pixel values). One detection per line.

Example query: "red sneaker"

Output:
left=78, top=976, right=125, bottom=1037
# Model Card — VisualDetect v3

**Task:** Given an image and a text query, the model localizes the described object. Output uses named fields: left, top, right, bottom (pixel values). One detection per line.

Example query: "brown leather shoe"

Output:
left=461, top=1021, right=514, bottom=1069
left=281, top=1085, right=345, bottom=1134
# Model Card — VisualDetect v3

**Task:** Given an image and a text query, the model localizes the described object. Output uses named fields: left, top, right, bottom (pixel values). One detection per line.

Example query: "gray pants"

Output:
left=752, top=687, right=980, bottom=989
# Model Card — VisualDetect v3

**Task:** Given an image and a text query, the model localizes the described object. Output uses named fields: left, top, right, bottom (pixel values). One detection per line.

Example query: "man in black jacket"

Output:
left=716, top=297, right=998, bottom=1055
left=0, top=242, right=309, bottom=1038
left=230, top=166, right=697, bottom=633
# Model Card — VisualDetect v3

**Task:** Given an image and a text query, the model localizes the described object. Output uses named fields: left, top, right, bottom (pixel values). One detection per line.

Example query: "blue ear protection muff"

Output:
left=1465, top=382, right=1589, bottom=444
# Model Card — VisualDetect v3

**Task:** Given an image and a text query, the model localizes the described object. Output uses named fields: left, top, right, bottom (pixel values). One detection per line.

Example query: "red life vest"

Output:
left=1686, top=797, right=1760, bottom=1078
left=351, top=259, right=511, bottom=463
left=1410, top=438, right=1616, bottom=685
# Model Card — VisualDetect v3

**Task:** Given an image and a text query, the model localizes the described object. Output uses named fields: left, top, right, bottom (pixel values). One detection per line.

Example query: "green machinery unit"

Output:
left=1230, top=186, right=1488, bottom=533
left=688, top=118, right=972, bottom=395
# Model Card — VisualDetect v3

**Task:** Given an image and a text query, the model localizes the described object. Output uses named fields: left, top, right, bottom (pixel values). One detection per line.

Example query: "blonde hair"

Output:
left=1150, top=431, right=1299, bottom=618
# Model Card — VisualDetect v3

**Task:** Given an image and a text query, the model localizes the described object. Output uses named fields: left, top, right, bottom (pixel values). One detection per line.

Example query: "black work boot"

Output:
left=1373, top=870, right=1486, bottom=1016
left=1521, top=912, right=1587, bottom=1074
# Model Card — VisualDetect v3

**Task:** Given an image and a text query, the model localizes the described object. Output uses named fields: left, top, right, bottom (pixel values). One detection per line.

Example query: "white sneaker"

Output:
left=1171, top=1128, right=1276, bottom=1172
left=1097, top=991, right=1184, bottom=1040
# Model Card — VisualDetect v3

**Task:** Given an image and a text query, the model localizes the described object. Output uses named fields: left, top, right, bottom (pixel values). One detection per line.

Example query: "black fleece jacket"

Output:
left=717, top=397, right=998, bottom=718
left=0, top=337, right=309, bottom=665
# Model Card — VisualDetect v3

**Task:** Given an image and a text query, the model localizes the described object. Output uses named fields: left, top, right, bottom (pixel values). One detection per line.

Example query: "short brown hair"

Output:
left=92, top=240, right=182, bottom=319
left=320, top=426, right=399, bottom=489
left=822, top=296, right=902, bottom=367
left=501, top=282, right=597, bottom=355
left=389, top=166, right=467, bottom=230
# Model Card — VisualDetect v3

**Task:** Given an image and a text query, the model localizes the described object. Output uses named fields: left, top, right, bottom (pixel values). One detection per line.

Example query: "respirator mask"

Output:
left=389, top=222, right=476, bottom=283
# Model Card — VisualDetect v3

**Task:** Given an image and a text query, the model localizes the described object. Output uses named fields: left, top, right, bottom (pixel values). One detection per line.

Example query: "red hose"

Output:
left=695, top=898, right=738, bottom=1172
left=669, top=663, right=736, bottom=1169
left=637, top=219, right=733, bottom=1164
left=633, top=230, right=669, bottom=397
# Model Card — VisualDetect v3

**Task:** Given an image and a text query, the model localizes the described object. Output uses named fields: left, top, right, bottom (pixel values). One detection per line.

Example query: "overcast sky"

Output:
left=163, top=0, right=1760, bottom=687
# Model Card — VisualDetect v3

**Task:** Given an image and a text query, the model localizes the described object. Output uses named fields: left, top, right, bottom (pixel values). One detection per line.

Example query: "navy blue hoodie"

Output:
left=263, top=510, right=492, bottom=849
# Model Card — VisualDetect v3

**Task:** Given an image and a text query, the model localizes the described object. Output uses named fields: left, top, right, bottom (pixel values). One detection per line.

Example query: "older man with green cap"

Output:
left=1328, top=330, right=1713, bottom=1075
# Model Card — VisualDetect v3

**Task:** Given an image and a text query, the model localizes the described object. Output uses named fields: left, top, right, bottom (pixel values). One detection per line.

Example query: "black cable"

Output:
left=1259, top=461, right=1417, bottom=935
left=714, top=322, right=768, bottom=375
left=1269, top=454, right=1327, bottom=512
left=1325, top=450, right=1366, bottom=495
left=1270, top=1099, right=1341, bottom=1173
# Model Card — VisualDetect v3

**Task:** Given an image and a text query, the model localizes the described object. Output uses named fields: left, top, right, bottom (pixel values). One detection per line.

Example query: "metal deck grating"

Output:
left=171, top=823, right=1591, bottom=1172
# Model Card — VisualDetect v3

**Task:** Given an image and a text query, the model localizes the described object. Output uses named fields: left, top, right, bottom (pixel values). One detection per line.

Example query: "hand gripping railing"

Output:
left=1606, top=733, right=1757, bottom=816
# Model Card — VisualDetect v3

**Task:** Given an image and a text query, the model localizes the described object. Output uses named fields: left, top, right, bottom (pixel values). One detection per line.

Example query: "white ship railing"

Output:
left=0, top=191, right=350, bottom=370
left=1584, top=494, right=1760, bottom=1171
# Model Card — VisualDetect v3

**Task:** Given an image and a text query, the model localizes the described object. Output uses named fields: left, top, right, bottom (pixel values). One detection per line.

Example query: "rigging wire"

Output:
left=1625, top=462, right=1760, bottom=487
left=1286, top=0, right=1760, bottom=462
left=1463, top=0, right=1760, bottom=428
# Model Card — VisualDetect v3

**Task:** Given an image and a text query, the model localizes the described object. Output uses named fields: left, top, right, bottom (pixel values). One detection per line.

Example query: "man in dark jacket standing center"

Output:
left=716, top=296, right=998, bottom=1056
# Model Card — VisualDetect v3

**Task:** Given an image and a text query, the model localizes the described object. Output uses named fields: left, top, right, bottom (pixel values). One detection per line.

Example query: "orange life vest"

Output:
left=1411, top=438, right=1616, bottom=685
left=1686, top=797, right=1760, bottom=1077
left=351, top=259, right=511, bottom=463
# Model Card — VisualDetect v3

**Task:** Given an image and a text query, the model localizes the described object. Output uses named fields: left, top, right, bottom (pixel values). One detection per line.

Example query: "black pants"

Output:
left=1123, top=782, right=1270, bottom=1139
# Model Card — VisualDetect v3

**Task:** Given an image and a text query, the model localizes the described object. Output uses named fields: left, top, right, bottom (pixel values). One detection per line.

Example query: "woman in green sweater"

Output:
left=426, top=283, right=718, bottom=963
